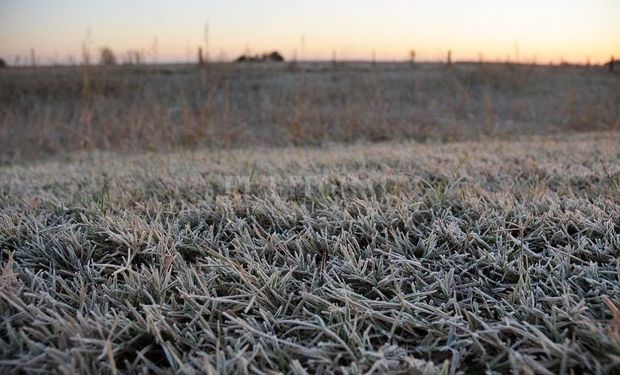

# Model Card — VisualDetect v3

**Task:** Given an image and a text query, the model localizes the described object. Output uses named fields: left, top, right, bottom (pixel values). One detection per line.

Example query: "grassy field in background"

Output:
left=1, top=62, right=618, bottom=162
left=1, top=131, right=619, bottom=373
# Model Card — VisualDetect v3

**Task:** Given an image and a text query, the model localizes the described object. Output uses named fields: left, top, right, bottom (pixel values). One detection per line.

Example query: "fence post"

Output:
left=198, top=47, right=204, bottom=66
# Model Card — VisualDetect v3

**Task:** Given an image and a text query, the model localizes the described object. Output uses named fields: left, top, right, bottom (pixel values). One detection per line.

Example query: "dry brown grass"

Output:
left=1, top=62, right=618, bottom=162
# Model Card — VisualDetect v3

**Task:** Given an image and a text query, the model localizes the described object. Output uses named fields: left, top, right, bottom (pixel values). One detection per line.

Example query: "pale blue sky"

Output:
left=1, top=0, right=619, bottom=64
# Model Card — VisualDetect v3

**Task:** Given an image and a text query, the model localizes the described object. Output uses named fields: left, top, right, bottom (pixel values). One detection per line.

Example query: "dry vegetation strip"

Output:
left=1, top=63, right=619, bottom=162
left=1, top=132, right=619, bottom=373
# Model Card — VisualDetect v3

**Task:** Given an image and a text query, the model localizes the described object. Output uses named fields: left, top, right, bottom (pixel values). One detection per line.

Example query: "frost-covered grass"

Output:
left=1, top=132, right=620, bottom=374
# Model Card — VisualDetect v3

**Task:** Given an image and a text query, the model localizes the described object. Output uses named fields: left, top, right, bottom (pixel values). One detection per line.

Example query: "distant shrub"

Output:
left=236, top=51, right=284, bottom=63
left=267, top=51, right=284, bottom=62
left=99, top=47, right=117, bottom=66
left=122, top=50, right=143, bottom=65
left=0, top=58, right=7, bottom=68
left=606, top=56, right=615, bottom=73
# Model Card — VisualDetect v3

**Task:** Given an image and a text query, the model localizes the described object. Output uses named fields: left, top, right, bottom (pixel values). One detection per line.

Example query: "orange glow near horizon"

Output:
left=1, top=0, right=619, bottom=65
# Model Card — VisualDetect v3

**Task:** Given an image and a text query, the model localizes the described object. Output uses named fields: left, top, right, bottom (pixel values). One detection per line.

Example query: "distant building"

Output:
left=236, top=51, right=285, bottom=63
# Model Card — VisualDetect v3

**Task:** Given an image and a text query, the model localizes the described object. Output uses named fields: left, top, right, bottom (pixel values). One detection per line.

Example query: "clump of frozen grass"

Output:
left=1, top=132, right=619, bottom=373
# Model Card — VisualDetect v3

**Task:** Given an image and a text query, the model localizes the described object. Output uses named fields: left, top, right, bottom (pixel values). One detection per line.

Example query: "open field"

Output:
left=2, top=0, right=619, bottom=372
left=1, top=62, right=619, bottom=162
left=1, top=131, right=619, bottom=373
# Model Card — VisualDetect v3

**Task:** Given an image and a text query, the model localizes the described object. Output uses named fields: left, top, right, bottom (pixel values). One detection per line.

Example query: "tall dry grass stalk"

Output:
left=80, top=41, right=94, bottom=150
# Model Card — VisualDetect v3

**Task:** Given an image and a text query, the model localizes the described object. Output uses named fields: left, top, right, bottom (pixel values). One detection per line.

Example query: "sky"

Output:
left=1, top=0, right=619, bottom=65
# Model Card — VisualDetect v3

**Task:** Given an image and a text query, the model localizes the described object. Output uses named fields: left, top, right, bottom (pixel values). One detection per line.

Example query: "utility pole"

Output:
left=198, top=47, right=204, bottom=65
left=301, top=34, right=306, bottom=61
left=513, top=40, right=520, bottom=64
left=204, top=22, right=210, bottom=64
left=152, top=37, right=158, bottom=64
left=30, top=48, right=36, bottom=67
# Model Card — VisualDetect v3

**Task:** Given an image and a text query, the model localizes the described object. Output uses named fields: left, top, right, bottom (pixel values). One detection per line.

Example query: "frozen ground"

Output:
left=1, top=131, right=619, bottom=373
